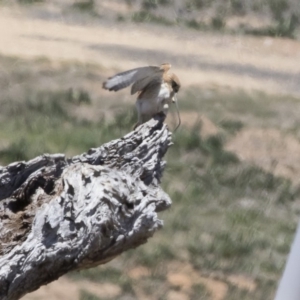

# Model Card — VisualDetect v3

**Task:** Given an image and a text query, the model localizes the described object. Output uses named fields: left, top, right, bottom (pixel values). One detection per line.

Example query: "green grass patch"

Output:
left=180, top=86, right=300, bottom=132
left=0, top=89, right=135, bottom=165
left=70, top=267, right=122, bottom=282
left=0, top=54, right=299, bottom=299
left=70, top=267, right=134, bottom=295
left=190, top=283, right=211, bottom=300
left=79, top=290, right=100, bottom=300
left=132, top=243, right=176, bottom=268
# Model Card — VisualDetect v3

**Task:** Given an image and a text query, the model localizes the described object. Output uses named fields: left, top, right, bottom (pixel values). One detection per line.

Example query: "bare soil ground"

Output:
left=22, top=276, right=122, bottom=300
left=24, top=262, right=257, bottom=300
left=226, top=128, right=300, bottom=184
left=1, top=6, right=300, bottom=97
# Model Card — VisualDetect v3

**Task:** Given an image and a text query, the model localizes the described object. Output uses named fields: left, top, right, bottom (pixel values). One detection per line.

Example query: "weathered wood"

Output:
left=0, top=115, right=172, bottom=300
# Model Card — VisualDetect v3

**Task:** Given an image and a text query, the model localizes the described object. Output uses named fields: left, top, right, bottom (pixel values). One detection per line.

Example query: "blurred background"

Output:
left=1, top=0, right=300, bottom=299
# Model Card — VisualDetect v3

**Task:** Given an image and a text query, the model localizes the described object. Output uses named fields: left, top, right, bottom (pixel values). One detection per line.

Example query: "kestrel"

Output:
left=103, top=63, right=181, bottom=129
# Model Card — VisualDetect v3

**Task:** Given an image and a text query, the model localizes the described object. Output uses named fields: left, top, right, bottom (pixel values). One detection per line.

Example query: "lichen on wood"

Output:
left=0, top=115, right=172, bottom=300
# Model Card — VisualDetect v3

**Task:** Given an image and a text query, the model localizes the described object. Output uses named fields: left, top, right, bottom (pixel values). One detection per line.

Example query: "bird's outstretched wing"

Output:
left=102, top=66, right=164, bottom=94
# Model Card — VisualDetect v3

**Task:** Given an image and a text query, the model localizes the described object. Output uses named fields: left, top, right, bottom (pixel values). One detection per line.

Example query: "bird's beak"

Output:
left=172, top=93, right=177, bottom=103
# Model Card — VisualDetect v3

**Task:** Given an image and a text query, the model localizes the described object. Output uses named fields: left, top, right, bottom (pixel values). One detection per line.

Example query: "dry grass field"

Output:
left=1, top=1, right=300, bottom=299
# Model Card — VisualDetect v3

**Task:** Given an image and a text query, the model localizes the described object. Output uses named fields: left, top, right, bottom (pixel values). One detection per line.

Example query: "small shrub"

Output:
left=186, top=0, right=209, bottom=10
left=246, top=14, right=298, bottom=39
left=17, top=0, right=43, bottom=3
left=231, top=0, right=246, bottom=15
left=117, top=14, right=126, bottom=22
left=72, top=0, right=95, bottom=13
left=159, top=0, right=171, bottom=5
left=142, top=0, right=157, bottom=10
left=219, top=119, right=244, bottom=134
left=269, top=0, right=289, bottom=20
left=67, top=88, right=92, bottom=105
left=132, top=11, right=174, bottom=25
left=142, top=0, right=171, bottom=10
left=202, top=135, right=239, bottom=164
left=185, top=19, right=207, bottom=30
left=211, top=16, right=226, bottom=30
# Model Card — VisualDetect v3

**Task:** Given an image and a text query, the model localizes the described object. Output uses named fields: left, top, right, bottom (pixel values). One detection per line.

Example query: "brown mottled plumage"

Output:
left=103, top=63, right=181, bottom=128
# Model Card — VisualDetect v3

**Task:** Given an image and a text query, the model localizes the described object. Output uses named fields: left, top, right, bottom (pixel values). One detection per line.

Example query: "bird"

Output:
left=102, top=63, right=181, bottom=129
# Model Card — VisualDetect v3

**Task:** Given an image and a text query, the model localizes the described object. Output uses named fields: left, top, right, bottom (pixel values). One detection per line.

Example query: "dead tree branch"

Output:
left=0, top=115, right=172, bottom=300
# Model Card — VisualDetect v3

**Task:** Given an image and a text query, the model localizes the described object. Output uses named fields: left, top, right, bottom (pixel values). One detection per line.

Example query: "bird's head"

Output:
left=170, top=73, right=181, bottom=102
left=171, top=73, right=181, bottom=93
left=160, top=63, right=172, bottom=72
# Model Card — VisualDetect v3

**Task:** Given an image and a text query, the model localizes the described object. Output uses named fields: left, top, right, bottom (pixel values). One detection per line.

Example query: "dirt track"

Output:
left=1, top=7, right=300, bottom=97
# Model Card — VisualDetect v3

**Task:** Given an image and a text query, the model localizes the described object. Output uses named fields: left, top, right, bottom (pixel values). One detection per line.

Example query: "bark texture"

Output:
left=0, top=115, right=172, bottom=300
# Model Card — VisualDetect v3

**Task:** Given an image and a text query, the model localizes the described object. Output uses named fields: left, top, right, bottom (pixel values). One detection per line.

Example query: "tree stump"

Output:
left=0, top=115, right=172, bottom=300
